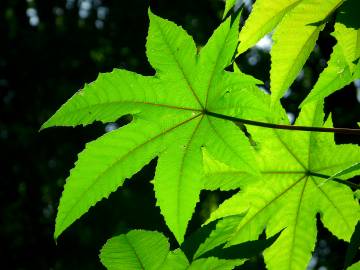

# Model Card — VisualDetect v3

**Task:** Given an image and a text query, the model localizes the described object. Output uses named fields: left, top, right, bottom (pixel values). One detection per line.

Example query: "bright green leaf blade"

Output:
left=348, top=261, right=360, bottom=270
left=238, top=0, right=301, bottom=54
left=159, top=249, right=190, bottom=270
left=262, top=178, right=318, bottom=270
left=270, top=0, right=343, bottom=104
left=145, top=11, right=263, bottom=244
left=203, top=149, right=258, bottom=191
left=54, top=114, right=195, bottom=239
left=154, top=116, right=205, bottom=243
left=306, top=113, right=360, bottom=180
left=264, top=176, right=358, bottom=269
left=204, top=101, right=360, bottom=270
left=223, top=0, right=236, bottom=19
left=203, top=117, right=258, bottom=173
left=316, top=179, right=360, bottom=242
left=146, top=10, right=202, bottom=108
left=206, top=175, right=318, bottom=270
left=197, top=14, right=240, bottom=106
left=331, top=0, right=360, bottom=69
left=188, top=257, right=245, bottom=270
left=99, top=230, right=170, bottom=270
left=48, top=10, right=264, bottom=246
left=221, top=175, right=308, bottom=245
left=207, top=71, right=269, bottom=122
left=41, top=70, right=181, bottom=129
left=301, top=0, right=360, bottom=106
left=300, top=46, right=353, bottom=106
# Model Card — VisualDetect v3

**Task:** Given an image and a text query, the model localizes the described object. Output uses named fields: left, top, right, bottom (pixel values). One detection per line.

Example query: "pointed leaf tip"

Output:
left=100, top=230, right=171, bottom=270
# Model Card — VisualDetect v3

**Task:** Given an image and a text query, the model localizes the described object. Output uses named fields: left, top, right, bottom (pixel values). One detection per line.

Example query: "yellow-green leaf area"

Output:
left=203, top=101, right=360, bottom=270
left=301, top=0, right=360, bottom=105
left=44, top=10, right=267, bottom=243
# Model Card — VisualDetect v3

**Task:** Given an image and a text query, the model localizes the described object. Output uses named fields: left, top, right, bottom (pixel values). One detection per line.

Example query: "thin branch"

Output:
left=205, top=110, right=360, bottom=135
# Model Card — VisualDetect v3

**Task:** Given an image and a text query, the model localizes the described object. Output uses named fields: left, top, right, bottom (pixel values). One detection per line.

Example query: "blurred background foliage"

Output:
left=1, top=0, right=359, bottom=269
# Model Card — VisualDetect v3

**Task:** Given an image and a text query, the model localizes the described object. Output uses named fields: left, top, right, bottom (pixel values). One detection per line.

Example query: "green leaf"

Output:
left=159, top=249, right=190, bottom=270
left=345, top=222, right=360, bottom=269
left=203, top=148, right=259, bottom=191
left=194, top=216, right=245, bottom=258
left=238, top=0, right=301, bottom=54
left=54, top=119, right=166, bottom=239
left=40, top=70, right=169, bottom=129
left=270, top=0, right=343, bottom=103
left=223, top=0, right=236, bottom=19
left=203, top=101, right=360, bottom=270
left=348, top=261, right=360, bottom=270
left=237, top=0, right=360, bottom=104
left=100, top=230, right=244, bottom=270
left=301, top=0, right=360, bottom=105
left=99, top=230, right=171, bottom=270
left=197, top=230, right=282, bottom=261
left=45, top=10, right=265, bottom=242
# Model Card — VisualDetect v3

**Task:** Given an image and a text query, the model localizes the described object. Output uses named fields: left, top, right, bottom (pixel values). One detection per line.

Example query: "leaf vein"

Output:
left=58, top=113, right=202, bottom=229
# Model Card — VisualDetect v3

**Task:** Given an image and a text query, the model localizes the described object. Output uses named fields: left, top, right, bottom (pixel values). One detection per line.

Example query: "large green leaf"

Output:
left=99, top=230, right=170, bottom=270
left=194, top=216, right=245, bottom=258
left=237, top=0, right=301, bottom=54
left=270, top=0, right=343, bottom=103
left=202, top=101, right=360, bottom=270
left=159, top=249, right=190, bottom=270
left=301, top=0, right=360, bottom=105
left=100, top=230, right=244, bottom=270
left=348, top=261, right=360, bottom=270
left=44, top=11, right=267, bottom=242
left=236, top=0, right=345, bottom=104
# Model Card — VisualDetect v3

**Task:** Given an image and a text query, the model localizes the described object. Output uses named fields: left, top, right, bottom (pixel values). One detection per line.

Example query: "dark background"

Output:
left=1, top=0, right=359, bottom=269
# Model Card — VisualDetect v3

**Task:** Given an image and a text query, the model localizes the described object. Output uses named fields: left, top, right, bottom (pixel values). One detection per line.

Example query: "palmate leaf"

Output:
left=301, top=0, right=360, bottom=106
left=43, top=10, right=268, bottom=242
left=99, top=230, right=244, bottom=270
left=237, top=0, right=344, bottom=104
left=200, top=101, right=360, bottom=270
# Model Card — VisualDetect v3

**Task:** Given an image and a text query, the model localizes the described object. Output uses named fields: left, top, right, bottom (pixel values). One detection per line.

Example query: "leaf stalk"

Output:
left=205, top=110, right=360, bottom=135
